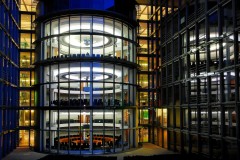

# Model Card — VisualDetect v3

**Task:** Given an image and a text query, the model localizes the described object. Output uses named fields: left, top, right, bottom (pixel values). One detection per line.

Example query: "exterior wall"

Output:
left=136, top=2, right=160, bottom=145
left=19, top=0, right=37, bottom=148
left=0, top=0, right=19, bottom=158
left=35, top=0, right=138, bottom=154
left=6, top=0, right=239, bottom=159
left=156, top=0, right=240, bottom=159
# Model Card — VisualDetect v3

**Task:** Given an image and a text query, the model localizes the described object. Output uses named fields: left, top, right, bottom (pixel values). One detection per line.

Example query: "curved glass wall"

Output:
left=37, top=15, right=137, bottom=154
left=42, top=16, right=135, bottom=62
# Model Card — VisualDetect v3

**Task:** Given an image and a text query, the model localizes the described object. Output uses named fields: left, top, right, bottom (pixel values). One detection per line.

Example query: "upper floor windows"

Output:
left=41, top=16, right=136, bottom=62
left=20, top=0, right=37, bottom=12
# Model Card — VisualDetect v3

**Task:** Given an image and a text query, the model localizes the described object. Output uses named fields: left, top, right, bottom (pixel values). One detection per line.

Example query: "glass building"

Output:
left=19, top=0, right=37, bottom=148
left=0, top=0, right=19, bottom=158
left=34, top=0, right=138, bottom=154
left=1, top=0, right=240, bottom=159
left=138, top=0, right=240, bottom=159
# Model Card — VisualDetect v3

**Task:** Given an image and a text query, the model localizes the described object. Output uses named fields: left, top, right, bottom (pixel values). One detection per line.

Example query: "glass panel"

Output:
left=60, top=17, right=69, bottom=34
left=20, top=91, right=30, bottom=106
left=20, top=33, right=31, bottom=49
left=138, top=74, right=148, bottom=88
left=19, top=130, right=29, bottom=147
left=163, top=109, right=167, bottom=127
left=20, top=52, right=31, bottom=68
left=80, top=35, right=90, bottom=55
left=21, top=14, right=31, bottom=30
left=176, top=132, right=181, bottom=152
left=32, top=52, right=35, bottom=64
left=225, top=108, right=236, bottom=137
left=115, top=38, right=122, bottom=58
left=191, top=108, right=197, bottom=131
left=156, top=109, right=162, bottom=126
left=139, top=92, right=148, bottom=106
left=44, top=39, right=50, bottom=59
left=212, top=107, right=221, bottom=135
left=191, top=135, right=198, bottom=153
left=139, top=109, right=148, bottom=124
left=93, top=17, right=103, bottom=32
left=139, top=39, right=148, bottom=54
left=211, top=74, right=220, bottom=102
left=200, top=137, right=209, bottom=154
left=115, top=21, right=122, bottom=36
left=81, top=16, right=91, bottom=31
left=19, top=110, right=30, bottom=126
left=20, top=71, right=31, bottom=87
left=51, top=19, right=59, bottom=35
left=93, top=35, right=103, bottom=55
left=123, top=25, right=128, bottom=38
left=20, top=0, right=36, bottom=12
left=212, top=139, right=221, bottom=158
left=123, top=40, right=129, bottom=60
left=31, top=90, right=35, bottom=107
left=183, top=108, right=188, bottom=129
left=168, top=108, right=173, bottom=127
left=60, top=35, right=70, bottom=55
left=200, top=108, right=208, bottom=133
left=104, top=18, right=113, bottom=35
left=183, top=133, right=189, bottom=153
left=129, top=28, right=132, bottom=40
left=45, top=22, right=50, bottom=37
left=139, top=22, right=147, bottom=37
left=138, top=57, right=148, bottom=71
left=163, top=129, right=167, bottom=148
left=138, top=5, right=152, bottom=20
left=51, top=37, right=59, bottom=57
left=70, top=16, right=80, bottom=32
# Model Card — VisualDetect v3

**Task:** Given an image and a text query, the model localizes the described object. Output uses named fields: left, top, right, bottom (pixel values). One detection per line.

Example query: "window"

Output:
left=20, top=33, right=31, bottom=49
left=20, top=71, right=31, bottom=87
left=21, top=14, right=31, bottom=30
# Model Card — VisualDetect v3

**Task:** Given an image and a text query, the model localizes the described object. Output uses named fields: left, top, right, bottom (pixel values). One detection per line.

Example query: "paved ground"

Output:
left=107, top=143, right=177, bottom=160
left=2, top=147, right=47, bottom=160
left=3, top=143, right=177, bottom=160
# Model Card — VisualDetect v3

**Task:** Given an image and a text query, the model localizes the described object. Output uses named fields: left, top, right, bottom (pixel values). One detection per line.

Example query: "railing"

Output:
left=50, top=98, right=122, bottom=107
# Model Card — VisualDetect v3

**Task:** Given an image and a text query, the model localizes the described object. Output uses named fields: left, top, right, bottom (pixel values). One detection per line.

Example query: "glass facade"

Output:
left=0, top=0, right=19, bottom=158
left=137, top=2, right=162, bottom=146
left=137, top=0, right=240, bottom=159
left=19, top=0, right=37, bottom=148
left=35, top=12, right=137, bottom=154
left=1, top=0, right=239, bottom=159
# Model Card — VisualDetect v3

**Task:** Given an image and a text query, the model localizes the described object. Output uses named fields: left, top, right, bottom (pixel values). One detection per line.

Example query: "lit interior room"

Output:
left=35, top=15, right=138, bottom=154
